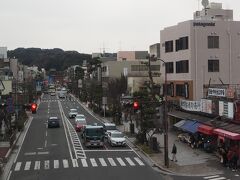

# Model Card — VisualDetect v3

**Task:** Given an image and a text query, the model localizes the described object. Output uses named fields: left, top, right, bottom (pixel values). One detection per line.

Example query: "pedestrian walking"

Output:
left=171, top=143, right=177, bottom=162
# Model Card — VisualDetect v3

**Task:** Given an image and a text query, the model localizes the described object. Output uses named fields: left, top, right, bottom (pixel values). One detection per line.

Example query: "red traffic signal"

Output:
left=31, top=103, right=37, bottom=113
left=133, top=101, right=139, bottom=110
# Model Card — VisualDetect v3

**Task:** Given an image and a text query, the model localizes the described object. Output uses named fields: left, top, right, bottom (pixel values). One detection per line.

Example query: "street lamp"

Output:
left=149, top=55, right=169, bottom=168
left=157, top=58, right=169, bottom=168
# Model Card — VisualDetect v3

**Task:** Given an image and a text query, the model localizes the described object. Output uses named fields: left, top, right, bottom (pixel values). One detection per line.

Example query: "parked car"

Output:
left=48, top=117, right=60, bottom=128
left=107, top=131, right=126, bottom=147
left=178, top=133, right=191, bottom=144
left=75, top=114, right=87, bottom=132
left=103, top=123, right=117, bottom=136
left=68, top=109, right=78, bottom=118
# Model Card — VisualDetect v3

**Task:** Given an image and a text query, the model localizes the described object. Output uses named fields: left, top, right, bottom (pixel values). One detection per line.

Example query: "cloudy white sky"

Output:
left=0, top=0, right=239, bottom=54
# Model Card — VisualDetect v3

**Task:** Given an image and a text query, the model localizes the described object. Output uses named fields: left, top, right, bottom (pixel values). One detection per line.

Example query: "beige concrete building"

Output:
left=101, top=60, right=162, bottom=94
left=117, top=51, right=148, bottom=61
left=160, top=2, right=240, bottom=101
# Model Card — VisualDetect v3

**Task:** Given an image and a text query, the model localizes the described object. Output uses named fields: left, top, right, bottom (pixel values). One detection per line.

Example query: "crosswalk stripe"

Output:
left=24, top=161, right=31, bottom=170
left=34, top=161, right=40, bottom=170
left=90, top=158, right=98, bottom=167
left=116, top=158, right=126, bottom=166
left=204, top=175, right=220, bottom=179
left=81, top=159, right=88, bottom=167
left=125, top=157, right=135, bottom=166
left=14, top=162, right=22, bottom=171
left=54, top=160, right=59, bottom=169
left=108, top=158, right=117, bottom=166
left=134, top=157, right=145, bottom=166
left=99, top=158, right=107, bottom=167
left=63, top=159, right=69, bottom=168
left=72, top=159, right=79, bottom=167
left=44, top=160, right=50, bottom=170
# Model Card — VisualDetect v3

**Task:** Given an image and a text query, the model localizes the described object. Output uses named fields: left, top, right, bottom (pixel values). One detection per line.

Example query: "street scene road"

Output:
left=7, top=94, right=164, bottom=180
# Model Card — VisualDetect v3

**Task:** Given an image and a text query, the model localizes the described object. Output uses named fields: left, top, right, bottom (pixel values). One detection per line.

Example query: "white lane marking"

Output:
left=235, top=174, right=240, bottom=176
left=14, top=117, right=33, bottom=163
left=204, top=175, right=220, bottom=179
left=58, top=101, right=74, bottom=160
left=63, top=159, right=69, bottom=168
left=116, top=158, right=126, bottom=166
left=72, top=159, right=79, bottom=167
left=90, top=158, right=98, bottom=167
left=108, top=158, right=117, bottom=166
left=44, top=160, right=50, bottom=169
left=54, top=160, right=59, bottom=169
left=99, top=158, right=107, bottom=167
left=51, top=144, right=58, bottom=146
left=6, top=170, right=12, bottom=180
left=34, top=161, right=40, bottom=170
left=24, top=152, right=36, bottom=156
left=125, top=157, right=135, bottom=166
left=24, top=161, right=31, bottom=170
left=44, top=140, right=47, bottom=147
left=83, top=149, right=134, bottom=152
left=134, top=157, right=145, bottom=166
left=46, top=131, right=48, bottom=137
left=14, top=162, right=22, bottom=171
left=81, top=159, right=88, bottom=167
left=38, top=151, right=49, bottom=155
left=37, top=148, right=43, bottom=150
left=208, top=178, right=226, bottom=180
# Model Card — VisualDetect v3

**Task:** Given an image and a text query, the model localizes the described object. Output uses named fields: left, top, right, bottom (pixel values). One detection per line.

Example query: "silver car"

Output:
left=68, top=109, right=78, bottom=118
left=107, top=131, right=126, bottom=147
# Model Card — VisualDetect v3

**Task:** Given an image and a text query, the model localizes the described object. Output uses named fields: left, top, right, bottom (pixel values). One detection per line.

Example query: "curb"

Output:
left=4, top=114, right=30, bottom=160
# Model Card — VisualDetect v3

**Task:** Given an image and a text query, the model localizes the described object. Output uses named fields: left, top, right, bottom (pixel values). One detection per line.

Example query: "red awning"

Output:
left=213, top=128, right=240, bottom=140
left=198, top=124, right=214, bottom=135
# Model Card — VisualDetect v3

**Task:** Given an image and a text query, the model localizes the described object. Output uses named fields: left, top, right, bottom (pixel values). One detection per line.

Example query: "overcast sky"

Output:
left=0, top=0, right=239, bottom=54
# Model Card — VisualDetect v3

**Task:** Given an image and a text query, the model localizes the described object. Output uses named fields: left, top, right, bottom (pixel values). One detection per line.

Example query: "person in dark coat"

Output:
left=171, top=143, right=177, bottom=162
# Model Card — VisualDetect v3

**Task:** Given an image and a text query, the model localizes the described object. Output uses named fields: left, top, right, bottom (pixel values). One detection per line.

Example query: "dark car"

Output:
left=48, top=117, right=60, bottom=128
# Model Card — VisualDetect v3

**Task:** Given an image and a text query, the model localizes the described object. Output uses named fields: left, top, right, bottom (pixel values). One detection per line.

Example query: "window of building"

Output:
left=131, top=65, right=160, bottom=71
left=102, top=66, right=107, bottom=72
left=166, top=83, right=174, bottom=97
left=176, top=36, right=189, bottom=51
left=176, top=60, right=189, bottom=73
left=165, top=62, right=174, bottom=73
left=208, top=36, right=219, bottom=49
left=165, top=40, right=173, bottom=53
left=150, top=65, right=160, bottom=71
left=176, top=83, right=189, bottom=98
left=208, top=59, right=219, bottom=72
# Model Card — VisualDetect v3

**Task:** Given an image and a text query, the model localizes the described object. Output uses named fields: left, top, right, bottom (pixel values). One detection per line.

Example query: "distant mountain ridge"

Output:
left=7, top=48, right=91, bottom=71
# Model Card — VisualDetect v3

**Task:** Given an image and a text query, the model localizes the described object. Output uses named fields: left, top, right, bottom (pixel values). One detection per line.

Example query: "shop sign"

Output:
left=201, top=99, right=212, bottom=114
left=180, top=99, right=201, bottom=112
left=208, top=88, right=226, bottom=97
left=219, top=101, right=234, bottom=119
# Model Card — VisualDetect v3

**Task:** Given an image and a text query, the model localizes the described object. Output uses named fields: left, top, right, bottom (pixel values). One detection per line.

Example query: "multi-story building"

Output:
left=101, top=60, right=162, bottom=94
left=160, top=2, right=240, bottom=101
left=117, top=51, right=148, bottom=61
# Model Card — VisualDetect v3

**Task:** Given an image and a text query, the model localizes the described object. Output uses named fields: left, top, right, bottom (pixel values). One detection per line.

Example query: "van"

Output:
left=82, top=125, right=104, bottom=147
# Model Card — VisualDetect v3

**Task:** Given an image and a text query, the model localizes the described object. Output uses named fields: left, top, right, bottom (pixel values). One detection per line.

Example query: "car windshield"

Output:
left=105, top=125, right=116, bottom=131
left=71, top=109, right=77, bottom=113
left=76, top=115, right=85, bottom=118
left=86, top=128, right=104, bottom=136
left=111, top=133, right=124, bottom=138
left=76, top=118, right=86, bottom=122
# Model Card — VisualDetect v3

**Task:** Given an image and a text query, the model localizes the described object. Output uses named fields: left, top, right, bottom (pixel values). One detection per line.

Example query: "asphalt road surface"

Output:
left=7, top=93, right=165, bottom=180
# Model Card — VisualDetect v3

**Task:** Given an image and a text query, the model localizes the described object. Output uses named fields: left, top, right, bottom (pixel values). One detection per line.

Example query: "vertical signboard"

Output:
left=219, top=101, right=224, bottom=116
left=201, top=99, right=212, bottom=114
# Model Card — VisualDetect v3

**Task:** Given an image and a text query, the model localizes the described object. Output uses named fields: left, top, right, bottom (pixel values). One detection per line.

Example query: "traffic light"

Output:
left=133, top=101, right=139, bottom=113
left=31, top=103, right=37, bottom=114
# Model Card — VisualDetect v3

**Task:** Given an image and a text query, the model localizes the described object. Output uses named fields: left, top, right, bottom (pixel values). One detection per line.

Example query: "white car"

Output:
left=107, top=131, right=126, bottom=147
left=68, top=109, right=78, bottom=118
left=103, top=123, right=117, bottom=136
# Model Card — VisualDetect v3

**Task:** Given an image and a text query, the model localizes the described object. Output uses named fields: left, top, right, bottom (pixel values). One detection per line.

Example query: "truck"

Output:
left=82, top=125, right=105, bottom=147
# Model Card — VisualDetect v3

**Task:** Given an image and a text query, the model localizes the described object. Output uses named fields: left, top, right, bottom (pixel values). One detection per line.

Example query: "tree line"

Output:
left=7, top=48, right=92, bottom=71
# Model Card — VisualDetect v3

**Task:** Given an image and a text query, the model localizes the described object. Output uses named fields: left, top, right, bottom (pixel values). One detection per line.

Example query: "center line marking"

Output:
left=45, top=131, right=48, bottom=137
left=44, top=140, right=47, bottom=148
